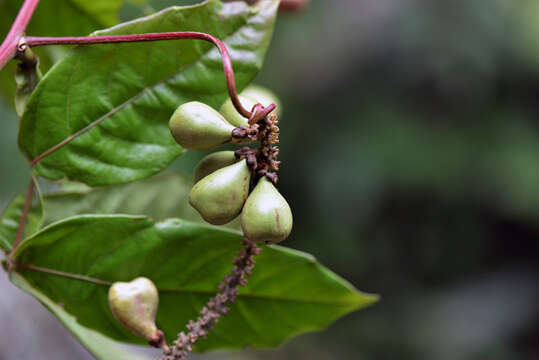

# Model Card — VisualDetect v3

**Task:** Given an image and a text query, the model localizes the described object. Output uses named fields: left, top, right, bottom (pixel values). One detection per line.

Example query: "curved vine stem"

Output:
left=23, top=32, right=275, bottom=168
left=25, top=33, right=274, bottom=124
left=0, top=0, right=309, bottom=71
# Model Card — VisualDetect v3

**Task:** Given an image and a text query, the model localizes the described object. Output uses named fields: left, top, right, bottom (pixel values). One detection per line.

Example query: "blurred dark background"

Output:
left=1, top=0, right=539, bottom=359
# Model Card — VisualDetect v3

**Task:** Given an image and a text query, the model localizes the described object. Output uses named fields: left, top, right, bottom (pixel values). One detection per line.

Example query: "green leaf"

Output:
left=0, top=182, right=43, bottom=252
left=39, top=174, right=214, bottom=227
left=1, top=0, right=131, bottom=36
left=0, top=0, right=135, bottom=108
left=13, top=215, right=377, bottom=351
left=18, top=0, right=280, bottom=186
left=10, top=272, right=150, bottom=360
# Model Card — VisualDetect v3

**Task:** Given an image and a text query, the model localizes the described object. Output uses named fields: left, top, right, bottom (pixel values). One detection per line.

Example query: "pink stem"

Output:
left=26, top=33, right=275, bottom=120
left=0, top=0, right=40, bottom=70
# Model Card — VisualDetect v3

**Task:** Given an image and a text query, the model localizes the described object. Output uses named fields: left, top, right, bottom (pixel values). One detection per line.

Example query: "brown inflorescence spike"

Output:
left=158, top=238, right=260, bottom=360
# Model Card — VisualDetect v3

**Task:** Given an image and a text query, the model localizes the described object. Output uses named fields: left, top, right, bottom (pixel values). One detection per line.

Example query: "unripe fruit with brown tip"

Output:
left=242, top=85, right=282, bottom=118
left=220, top=85, right=281, bottom=127
left=169, top=101, right=234, bottom=150
left=194, top=151, right=238, bottom=184
left=108, top=277, right=159, bottom=341
left=189, top=159, right=251, bottom=225
left=220, top=94, right=257, bottom=127
left=241, top=177, right=293, bottom=244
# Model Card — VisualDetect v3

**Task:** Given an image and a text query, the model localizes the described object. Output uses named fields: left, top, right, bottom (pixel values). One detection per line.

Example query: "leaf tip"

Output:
left=352, top=291, right=380, bottom=310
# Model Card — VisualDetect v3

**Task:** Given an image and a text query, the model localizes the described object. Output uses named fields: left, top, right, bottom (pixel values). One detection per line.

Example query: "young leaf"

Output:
left=12, top=215, right=377, bottom=351
left=10, top=272, right=151, bottom=360
left=18, top=0, right=280, bottom=186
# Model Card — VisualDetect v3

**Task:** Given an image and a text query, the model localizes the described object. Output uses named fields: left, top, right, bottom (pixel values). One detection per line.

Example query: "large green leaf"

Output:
left=0, top=182, right=43, bottom=252
left=38, top=174, right=239, bottom=228
left=18, top=0, right=279, bottom=186
left=0, top=0, right=136, bottom=108
left=12, top=215, right=376, bottom=351
left=10, top=272, right=150, bottom=360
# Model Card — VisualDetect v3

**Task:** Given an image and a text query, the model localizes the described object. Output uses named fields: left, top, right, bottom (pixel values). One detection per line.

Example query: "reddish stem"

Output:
left=25, top=33, right=274, bottom=121
left=0, top=0, right=40, bottom=70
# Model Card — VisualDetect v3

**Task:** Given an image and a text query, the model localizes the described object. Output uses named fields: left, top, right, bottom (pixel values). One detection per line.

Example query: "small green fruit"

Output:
left=194, top=151, right=238, bottom=184
left=219, top=94, right=258, bottom=127
left=189, top=159, right=251, bottom=225
left=169, top=101, right=234, bottom=150
left=241, top=177, right=293, bottom=244
left=108, top=277, right=159, bottom=341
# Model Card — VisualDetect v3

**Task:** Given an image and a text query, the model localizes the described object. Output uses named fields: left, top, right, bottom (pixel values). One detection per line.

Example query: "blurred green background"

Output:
left=1, top=0, right=539, bottom=359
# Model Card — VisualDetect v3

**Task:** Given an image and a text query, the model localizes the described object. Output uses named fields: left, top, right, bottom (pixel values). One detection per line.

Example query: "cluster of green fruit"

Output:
left=168, top=86, right=292, bottom=244
left=107, top=88, right=292, bottom=346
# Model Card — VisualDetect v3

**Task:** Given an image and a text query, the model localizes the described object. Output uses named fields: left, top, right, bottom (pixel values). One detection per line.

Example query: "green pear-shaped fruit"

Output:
left=169, top=101, right=234, bottom=150
left=194, top=151, right=238, bottom=184
left=241, top=177, right=293, bottom=244
left=108, top=277, right=159, bottom=341
left=219, top=94, right=258, bottom=127
left=242, top=85, right=282, bottom=118
left=189, top=159, right=251, bottom=225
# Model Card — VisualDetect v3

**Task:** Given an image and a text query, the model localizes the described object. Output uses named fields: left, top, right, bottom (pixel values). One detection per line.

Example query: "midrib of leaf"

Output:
left=15, top=264, right=373, bottom=306
left=41, top=5, right=251, bottom=164
left=163, top=289, right=373, bottom=306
